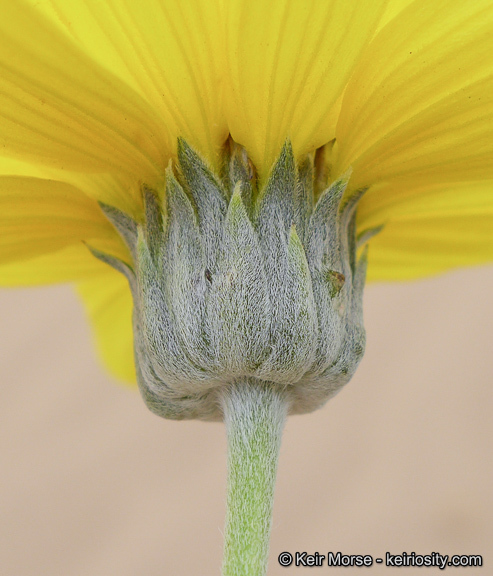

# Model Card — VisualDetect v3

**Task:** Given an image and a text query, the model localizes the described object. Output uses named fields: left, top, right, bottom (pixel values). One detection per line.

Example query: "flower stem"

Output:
left=220, top=379, right=288, bottom=576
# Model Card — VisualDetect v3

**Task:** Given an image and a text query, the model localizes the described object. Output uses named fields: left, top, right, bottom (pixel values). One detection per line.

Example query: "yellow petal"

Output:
left=335, top=0, right=493, bottom=189
left=0, top=176, right=128, bottom=265
left=77, top=272, right=136, bottom=384
left=0, top=244, right=110, bottom=286
left=29, top=0, right=229, bottom=168
left=0, top=153, right=145, bottom=220
left=359, top=180, right=493, bottom=229
left=376, top=0, right=415, bottom=33
left=26, top=0, right=146, bottom=97
left=0, top=1, right=169, bottom=179
left=224, top=0, right=388, bottom=178
left=360, top=180, right=493, bottom=281
left=0, top=155, right=51, bottom=179
left=367, top=216, right=493, bottom=281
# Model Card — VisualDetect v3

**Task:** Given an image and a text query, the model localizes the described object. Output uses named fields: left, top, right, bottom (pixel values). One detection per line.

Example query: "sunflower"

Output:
left=1, top=1, right=492, bottom=574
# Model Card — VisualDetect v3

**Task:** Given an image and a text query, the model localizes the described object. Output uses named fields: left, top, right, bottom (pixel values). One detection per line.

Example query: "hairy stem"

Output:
left=221, top=379, right=288, bottom=576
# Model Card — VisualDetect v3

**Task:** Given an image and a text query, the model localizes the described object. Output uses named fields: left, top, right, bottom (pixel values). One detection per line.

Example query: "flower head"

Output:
left=1, top=0, right=492, bottom=383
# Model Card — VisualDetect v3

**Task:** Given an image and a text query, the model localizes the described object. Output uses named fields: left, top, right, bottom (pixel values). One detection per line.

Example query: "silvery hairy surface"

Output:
left=92, top=139, right=371, bottom=420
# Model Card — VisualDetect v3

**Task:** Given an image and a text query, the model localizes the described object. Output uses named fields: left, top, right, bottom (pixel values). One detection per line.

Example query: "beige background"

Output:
left=1, top=266, right=492, bottom=575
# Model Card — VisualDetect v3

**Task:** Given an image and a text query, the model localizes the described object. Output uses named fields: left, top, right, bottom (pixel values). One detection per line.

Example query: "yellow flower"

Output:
left=1, top=0, right=492, bottom=383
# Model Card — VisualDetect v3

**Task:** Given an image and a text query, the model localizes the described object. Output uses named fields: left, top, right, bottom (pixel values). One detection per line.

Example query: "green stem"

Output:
left=221, top=379, right=288, bottom=576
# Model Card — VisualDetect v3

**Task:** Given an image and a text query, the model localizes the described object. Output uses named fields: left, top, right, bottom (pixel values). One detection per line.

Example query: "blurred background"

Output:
left=1, top=266, right=492, bottom=575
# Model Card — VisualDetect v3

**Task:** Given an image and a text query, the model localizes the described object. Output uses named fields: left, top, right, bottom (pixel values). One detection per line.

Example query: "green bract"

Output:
left=93, top=139, right=370, bottom=421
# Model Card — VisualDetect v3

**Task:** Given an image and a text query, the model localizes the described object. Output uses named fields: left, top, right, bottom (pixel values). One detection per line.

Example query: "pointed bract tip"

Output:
left=232, top=181, right=243, bottom=200
left=165, top=162, right=178, bottom=184
left=358, top=243, right=370, bottom=263
left=176, top=136, right=187, bottom=153
left=97, top=200, right=111, bottom=212
left=177, top=137, right=202, bottom=165
left=227, top=182, right=247, bottom=218
left=339, top=166, right=353, bottom=183
left=356, top=224, right=384, bottom=248
left=279, top=139, right=295, bottom=165
left=288, top=222, right=303, bottom=247
left=176, top=137, right=196, bottom=167
left=281, top=138, right=293, bottom=154
left=97, top=200, right=132, bottom=222
left=267, top=138, right=295, bottom=176
left=85, top=242, right=135, bottom=280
